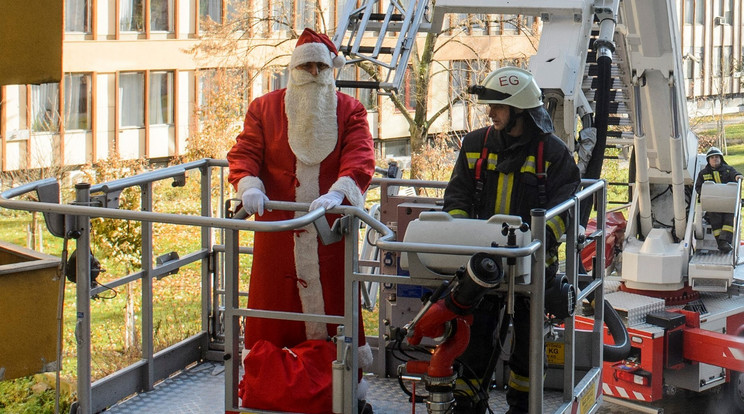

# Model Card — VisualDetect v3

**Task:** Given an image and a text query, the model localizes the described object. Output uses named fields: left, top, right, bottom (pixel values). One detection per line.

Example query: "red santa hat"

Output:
left=289, top=28, right=346, bottom=70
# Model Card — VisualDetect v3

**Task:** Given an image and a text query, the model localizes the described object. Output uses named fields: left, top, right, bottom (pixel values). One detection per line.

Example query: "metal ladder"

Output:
left=332, top=0, right=432, bottom=93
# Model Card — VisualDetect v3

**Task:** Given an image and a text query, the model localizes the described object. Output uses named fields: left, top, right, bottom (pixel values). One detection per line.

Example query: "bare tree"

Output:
left=189, top=3, right=538, bottom=181
left=374, top=12, right=538, bottom=180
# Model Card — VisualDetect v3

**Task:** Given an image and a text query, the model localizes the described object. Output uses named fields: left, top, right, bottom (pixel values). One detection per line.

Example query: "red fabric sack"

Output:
left=238, top=339, right=337, bottom=413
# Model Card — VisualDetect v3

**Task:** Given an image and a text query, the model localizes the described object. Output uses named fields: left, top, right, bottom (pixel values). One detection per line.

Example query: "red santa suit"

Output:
left=227, top=81, right=375, bottom=364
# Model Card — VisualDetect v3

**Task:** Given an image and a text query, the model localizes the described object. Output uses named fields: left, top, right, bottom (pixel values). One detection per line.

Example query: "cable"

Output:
left=92, top=282, right=118, bottom=300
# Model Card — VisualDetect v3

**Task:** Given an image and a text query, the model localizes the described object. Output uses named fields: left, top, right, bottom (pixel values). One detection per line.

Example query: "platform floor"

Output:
left=105, top=361, right=565, bottom=414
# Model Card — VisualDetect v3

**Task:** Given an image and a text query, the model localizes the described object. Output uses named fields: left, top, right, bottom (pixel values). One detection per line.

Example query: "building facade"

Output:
left=0, top=0, right=741, bottom=173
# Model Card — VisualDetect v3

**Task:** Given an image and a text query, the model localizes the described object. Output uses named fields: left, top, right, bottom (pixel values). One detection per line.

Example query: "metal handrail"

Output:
left=0, top=164, right=607, bottom=414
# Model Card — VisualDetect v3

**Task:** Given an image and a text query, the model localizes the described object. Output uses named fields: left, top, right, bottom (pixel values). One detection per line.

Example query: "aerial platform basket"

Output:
left=0, top=240, right=61, bottom=381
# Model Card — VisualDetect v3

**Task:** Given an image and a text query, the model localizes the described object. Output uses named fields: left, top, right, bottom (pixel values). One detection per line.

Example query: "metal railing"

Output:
left=0, top=162, right=607, bottom=414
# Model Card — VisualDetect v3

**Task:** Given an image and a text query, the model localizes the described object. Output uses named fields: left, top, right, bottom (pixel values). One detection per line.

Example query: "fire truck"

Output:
left=2, top=1, right=744, bottom=414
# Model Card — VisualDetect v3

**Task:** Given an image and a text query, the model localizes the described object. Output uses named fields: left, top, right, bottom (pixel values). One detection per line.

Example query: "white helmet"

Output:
left=706, top=146, right=723, bottom=160
left=469, top=67, right=543, bottom=109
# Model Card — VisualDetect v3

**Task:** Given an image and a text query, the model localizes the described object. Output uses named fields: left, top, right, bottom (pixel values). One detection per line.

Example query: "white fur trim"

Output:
left=332, top=53, right=346, bottom=69
left=330, top=176, right=365, bottom=208
left=358, top=343, right=373, bottom=371
left=236, top=176, right=265, bottom=197
left=293, top=161, right=327, bottom=340
left=290, top=43, right=334, bottom=69
left=357, top=377, right=369, bottom=400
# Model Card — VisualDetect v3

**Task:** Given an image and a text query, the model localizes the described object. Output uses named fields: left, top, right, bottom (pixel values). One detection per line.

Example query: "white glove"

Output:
left=241, top=188, right=269, bottom=216
left=309, top=191, right=344, bottom=211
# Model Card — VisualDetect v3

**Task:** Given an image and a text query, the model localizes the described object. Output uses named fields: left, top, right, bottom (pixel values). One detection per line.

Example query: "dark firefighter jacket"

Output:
left=443, top=124, right=581, bottom=264
left=694, top=161, right=741, bottom=196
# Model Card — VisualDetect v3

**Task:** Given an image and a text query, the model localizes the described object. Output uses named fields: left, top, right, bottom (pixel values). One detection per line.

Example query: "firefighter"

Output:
left=695, top=146, right=743, bottom=254
left=442, top=66, right=581, bottom=413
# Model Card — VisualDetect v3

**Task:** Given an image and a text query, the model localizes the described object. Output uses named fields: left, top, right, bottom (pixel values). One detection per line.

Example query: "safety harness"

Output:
left=473, top=129, right=548, bottom=215
left=473, top=126, right=492, bottom=210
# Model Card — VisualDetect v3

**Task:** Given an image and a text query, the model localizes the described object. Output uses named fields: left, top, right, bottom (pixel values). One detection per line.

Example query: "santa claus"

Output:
left=227, top=28, right=376, bottom=412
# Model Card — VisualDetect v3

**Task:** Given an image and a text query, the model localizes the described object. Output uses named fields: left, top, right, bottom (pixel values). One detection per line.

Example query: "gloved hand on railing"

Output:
left=241, top=188, right=269, bottom=216
left=309, top=190, right=344, bottom=211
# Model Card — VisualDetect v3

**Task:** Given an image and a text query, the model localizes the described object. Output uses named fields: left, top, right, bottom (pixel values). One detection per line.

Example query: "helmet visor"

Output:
left=468, top=85, right=512, bottom=103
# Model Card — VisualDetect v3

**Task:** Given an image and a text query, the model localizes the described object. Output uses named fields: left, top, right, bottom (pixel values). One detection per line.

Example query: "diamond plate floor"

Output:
left=105, top=361, right=567, bottom=414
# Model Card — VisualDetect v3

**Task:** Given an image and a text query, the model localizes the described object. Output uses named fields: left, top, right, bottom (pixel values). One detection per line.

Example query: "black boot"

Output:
left=718, top=239, right=733, bottom=253
left=505, top=386, right=528, bottom=414
left=358, top=400, right=373, bottom=414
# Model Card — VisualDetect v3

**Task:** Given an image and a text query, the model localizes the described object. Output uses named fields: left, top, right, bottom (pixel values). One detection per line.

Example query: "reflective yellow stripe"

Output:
left=455, top=378, right=479, bottom=396
left=713, top=229, right=722, bottom=236
left=703, top=174, right=713, bottom=180
left=494, top=173, right=514, bottom=214
left=547, top=216, right=566, bottom=241
left=508, top=371, right=530, bottom=392
left=521, top=156, right=536, bottom=174
left=486, top=153, right=498, bottom=170
left=466, top=152, right=480, bottom=169
left=448, top=209, right=469, bottom=218
left=722, top=225, right=734, bottom=233
left=546, top=254, right=558, bottom=266
left=714, top=171, right=721, bottom=183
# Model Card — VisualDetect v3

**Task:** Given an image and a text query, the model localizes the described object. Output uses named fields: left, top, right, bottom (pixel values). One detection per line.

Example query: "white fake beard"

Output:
left=285, top=68, right=338, bottom=165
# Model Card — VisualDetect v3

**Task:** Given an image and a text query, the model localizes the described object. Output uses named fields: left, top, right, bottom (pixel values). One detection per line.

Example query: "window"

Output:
left=198, top=68, right=249, bottom=121
left=338, top=66, right=377, bottom=110
left=723, top=46, right=733, bottom=75
left=713, top=0, right=722, bottom=21
left=724, top=0, right=734, bottom=24
left=226, top=0, right=241, bottom=23
left=694, top=47, right=704, bottom=79
left=489, top=14, right=502, bottom=35
left=503, top=14, right=519, bottom=34
left=65, top=0, right=90, bottom=33
left=120, top=72, right=144, bottom=127
left=684, top=0, right=693, bottom=25
left=64, top=73, right=91, bottom=130
left=270, top=68, right=289, bottom=91
left=31, top=83, right=60, bottom=132
left=472, top=14, right=487, bottom=35
left=382, top=139, right=410, bottom=158
left=695, top=0, right=705, bottom=25
left=272, top=0, right=292, bottom=32
left=450, top=61, right=469, bottom=103
left=121, top=0, right=145, bottom=32
left=150, top=0, right=172, bottom=32
left=297, top=0, right=316, bottom=31
left=713, top=46, right=722, bottom=77
left=201, top=0, right=222, bottom=24
left=149, top=71, right=174, bottom=125
left=684, top=47, right=695, bottom=79
left=358, top=70, right=377, bottom=110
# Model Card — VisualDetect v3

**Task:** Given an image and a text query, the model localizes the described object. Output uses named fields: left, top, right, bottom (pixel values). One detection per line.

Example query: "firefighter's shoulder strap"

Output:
left=473, top=126, right=493, bottom=207
left=536, top=137, right=547, bottom=207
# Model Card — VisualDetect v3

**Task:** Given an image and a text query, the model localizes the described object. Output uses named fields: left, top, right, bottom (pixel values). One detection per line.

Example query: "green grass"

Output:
left=721, top=143, right=744, bottom=174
